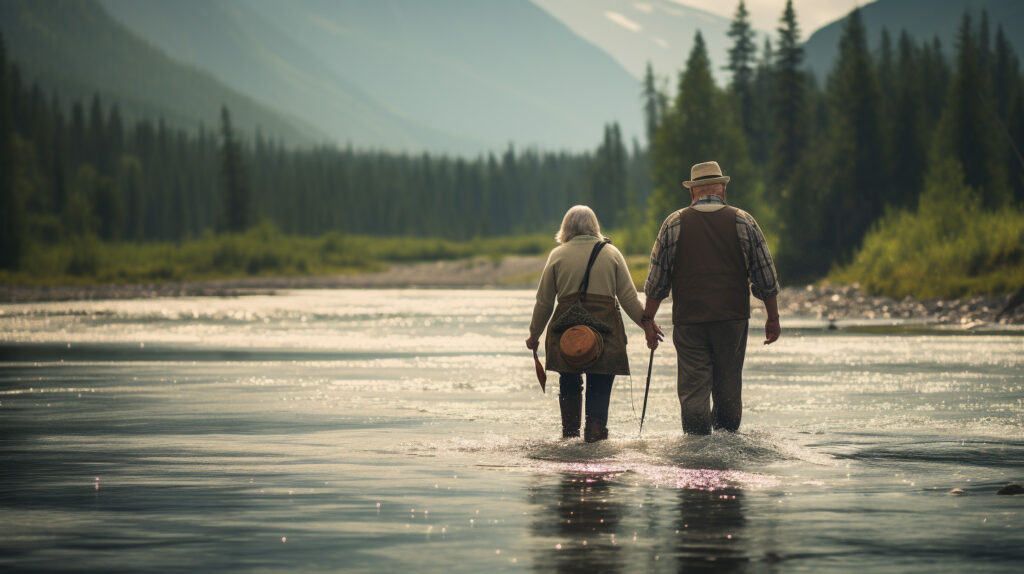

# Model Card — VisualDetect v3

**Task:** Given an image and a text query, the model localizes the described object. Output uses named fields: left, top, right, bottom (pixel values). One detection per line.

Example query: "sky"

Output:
left=672, top=0, right=871, bottom=34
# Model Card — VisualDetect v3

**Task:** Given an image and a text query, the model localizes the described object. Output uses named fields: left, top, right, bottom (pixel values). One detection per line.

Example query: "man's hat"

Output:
left=682, top=161, right=730, bottom=188
left=559, top=325, right=604, bottom=369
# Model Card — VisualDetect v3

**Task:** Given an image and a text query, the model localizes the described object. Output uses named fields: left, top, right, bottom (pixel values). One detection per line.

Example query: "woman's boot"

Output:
left=559, top=394, right=582, bottom=438
left=583, top=418, right=608, bottom=443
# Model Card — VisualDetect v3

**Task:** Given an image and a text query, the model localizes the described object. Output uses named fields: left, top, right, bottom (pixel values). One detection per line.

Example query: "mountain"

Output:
left=98, top=0, right=473, bottom=152
left=0, top=0, right=319, bottom=146
left=100, top=0, right=645, bottom=153
left=530, top=0, right=768, bottom=85
left=804, top=0, right=1024, bottom=81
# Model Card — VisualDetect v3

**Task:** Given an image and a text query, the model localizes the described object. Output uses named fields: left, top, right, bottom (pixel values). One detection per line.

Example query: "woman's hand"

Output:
left=525, top=334, right=540, bottom=351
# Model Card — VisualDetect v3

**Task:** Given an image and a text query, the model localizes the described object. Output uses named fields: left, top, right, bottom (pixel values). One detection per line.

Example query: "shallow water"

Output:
left=1, top=289, right=1022, bottom=572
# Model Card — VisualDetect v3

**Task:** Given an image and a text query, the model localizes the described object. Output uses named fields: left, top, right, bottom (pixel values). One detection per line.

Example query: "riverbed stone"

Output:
left=996, top=483, right=1024, bottom=495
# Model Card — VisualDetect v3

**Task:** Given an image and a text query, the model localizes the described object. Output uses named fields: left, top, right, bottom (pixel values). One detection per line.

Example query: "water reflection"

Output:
left=529, top=472, right=625, bottom=574
left=673, top=488, right=761, bottom=572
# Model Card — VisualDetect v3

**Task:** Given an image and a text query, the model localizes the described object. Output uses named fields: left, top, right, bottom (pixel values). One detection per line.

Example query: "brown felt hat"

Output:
left=682, top=161, right=730, bottom=188
left=559, top=325, right=604, bottom=369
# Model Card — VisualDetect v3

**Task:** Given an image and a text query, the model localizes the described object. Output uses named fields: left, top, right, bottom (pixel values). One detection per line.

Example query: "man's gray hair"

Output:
left=555, top=205, right=604, bottom=244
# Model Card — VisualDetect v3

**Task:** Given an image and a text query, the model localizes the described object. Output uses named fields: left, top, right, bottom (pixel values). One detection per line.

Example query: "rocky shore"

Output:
left=2, top=256, right=1022, bottom=326
left=764, top=283, right=1024, bottom=327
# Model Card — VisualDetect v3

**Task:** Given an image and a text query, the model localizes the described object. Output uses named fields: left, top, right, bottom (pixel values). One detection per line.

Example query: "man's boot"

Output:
left=583, top=418, right=608, bottom=443
left=559, top=394, right=582, bottom=438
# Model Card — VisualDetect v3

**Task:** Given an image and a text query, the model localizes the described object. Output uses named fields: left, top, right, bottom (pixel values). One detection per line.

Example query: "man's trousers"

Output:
left=673, top=318, right=749, bottom=434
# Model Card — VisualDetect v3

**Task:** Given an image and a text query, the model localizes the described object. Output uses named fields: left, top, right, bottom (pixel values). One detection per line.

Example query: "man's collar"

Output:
left=692, top=195, right=725, bottom=205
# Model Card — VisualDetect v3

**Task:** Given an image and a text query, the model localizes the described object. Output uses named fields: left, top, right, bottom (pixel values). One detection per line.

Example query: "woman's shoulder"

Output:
left=601, top=242, right=627, bottom=262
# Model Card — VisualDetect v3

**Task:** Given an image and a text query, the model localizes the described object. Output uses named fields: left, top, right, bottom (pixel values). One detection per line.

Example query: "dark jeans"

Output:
left=559, top=372, right=615, bottom=423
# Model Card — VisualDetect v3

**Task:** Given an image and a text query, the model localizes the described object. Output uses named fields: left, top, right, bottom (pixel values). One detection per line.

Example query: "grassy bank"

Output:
left=830, top=161, right=1024, bottom=299
left=0, top=221, right=555, bottom=286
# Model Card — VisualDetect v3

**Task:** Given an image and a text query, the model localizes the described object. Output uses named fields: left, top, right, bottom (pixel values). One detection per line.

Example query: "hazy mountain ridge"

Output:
left=98, top=0, right=478, bottom=152
left=530, top=0, right=769, bottom=85
left=0, top=0, right=320, bottom=146
left=804, top=0, right=1024, bottom=81
left=100, top=0, right=645, bottom=153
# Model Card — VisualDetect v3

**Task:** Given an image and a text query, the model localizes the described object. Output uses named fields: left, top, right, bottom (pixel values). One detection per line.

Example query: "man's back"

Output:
left=671, top=206, right=750, bottom=325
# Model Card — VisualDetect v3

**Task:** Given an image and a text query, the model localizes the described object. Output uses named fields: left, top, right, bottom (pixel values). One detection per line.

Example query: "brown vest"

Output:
left=671, top=205, right=750, bottom=325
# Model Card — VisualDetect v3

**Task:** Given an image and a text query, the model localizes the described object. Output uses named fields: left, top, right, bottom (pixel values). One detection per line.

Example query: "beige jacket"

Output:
left=529, top=236, right=645, bottom=339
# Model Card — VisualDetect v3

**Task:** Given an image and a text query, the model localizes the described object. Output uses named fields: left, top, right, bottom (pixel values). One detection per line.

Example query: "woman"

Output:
left=525, top=205, right=648, bottom=442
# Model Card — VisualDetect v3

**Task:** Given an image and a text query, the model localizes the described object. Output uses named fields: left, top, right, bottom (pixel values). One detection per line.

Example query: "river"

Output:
left=1, top=289, right=1022, bottom=572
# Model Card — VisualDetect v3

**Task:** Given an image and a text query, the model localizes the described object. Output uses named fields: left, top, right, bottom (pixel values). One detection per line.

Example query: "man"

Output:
left=641, top=161, right=780, bottom=435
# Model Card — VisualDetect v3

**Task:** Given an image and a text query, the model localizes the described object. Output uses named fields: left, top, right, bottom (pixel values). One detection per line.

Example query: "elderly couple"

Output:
left=525, top=161, right=781, bottom=442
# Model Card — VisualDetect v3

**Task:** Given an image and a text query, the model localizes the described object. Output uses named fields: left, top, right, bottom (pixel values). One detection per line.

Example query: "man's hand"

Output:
left=525, top=334, right=540, bottom=351
left=764, top=316, right=780, bottom=345
left=643, top=320, right=664, bottom=350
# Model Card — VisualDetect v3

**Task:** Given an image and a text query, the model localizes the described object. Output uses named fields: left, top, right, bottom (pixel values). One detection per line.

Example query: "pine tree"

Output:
left=88, top=94, right=106, bottom=171
left=0, top=31, right=23, bottom=269
left=878, top=29, right=896, bottom=102
left=921, top=37, right=950, bottom=125
left=932, top=13, right=1010, bottom=208
left=642, top=62, right=659, bottom=149
left=772, top=0, right=805, bottom=192
left=750, top=37, right=774, bottom=166
left=978, top=10, right=991, bottom=75
left=650, top=32, right=754, bottom=225
left=586, top=123, right=628, bottom=228
left=107, top=104, right=124, bottom=168
left=1007, top=80, right=1024, bottom=202
left=726, top=0, right=756, bottom=142
left=70, top=101, right=86, bottom=170
left=218, top=105, right=249, bottom=233
left=824, top=7, right=885, bottom=257
left=993, top=26, right=1018, bottom=118
left=889, top=30, right=927, bottom=206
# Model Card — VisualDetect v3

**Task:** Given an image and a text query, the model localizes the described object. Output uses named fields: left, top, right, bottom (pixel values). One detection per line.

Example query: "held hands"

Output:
left=764, top=316, right=781, bottom=345
left=525, top=334, right=540, bottom=351
left=643, top=319, right=664, bottom=350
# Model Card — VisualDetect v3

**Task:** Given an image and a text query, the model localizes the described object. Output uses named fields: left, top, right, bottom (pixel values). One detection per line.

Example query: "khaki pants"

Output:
left=673, top=319, right=748, bottom=434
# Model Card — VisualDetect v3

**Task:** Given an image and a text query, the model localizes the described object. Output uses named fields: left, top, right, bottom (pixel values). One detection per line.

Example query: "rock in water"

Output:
left=996, top=483, right=1024, bottom=495
left=948, top=488, right=966, bottom=496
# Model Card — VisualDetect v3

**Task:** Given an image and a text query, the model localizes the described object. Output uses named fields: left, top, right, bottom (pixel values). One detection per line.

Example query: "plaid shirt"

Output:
left=644, top=195, right=780, bottom=301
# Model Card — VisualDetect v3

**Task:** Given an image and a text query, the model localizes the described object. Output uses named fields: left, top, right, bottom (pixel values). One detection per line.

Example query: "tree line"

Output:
left=2, top=1, right=1024, bottom=285
left=0, top=30, right=647, bottom=272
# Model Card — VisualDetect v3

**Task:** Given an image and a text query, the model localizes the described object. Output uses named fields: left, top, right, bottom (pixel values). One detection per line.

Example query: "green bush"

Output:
left=832, top=159, right=1024, bottom=299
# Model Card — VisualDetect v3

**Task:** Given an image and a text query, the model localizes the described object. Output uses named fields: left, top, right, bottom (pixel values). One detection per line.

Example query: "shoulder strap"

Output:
left=577, top=239, right=610, bottom=300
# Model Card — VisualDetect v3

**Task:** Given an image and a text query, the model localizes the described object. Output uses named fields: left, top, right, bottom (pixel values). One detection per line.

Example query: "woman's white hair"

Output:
left=555, top=205, right=604, bottom=244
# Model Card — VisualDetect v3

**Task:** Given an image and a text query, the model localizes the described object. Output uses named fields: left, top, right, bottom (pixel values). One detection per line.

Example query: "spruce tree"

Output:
left=650, top=32, right=754, bottom=225
left=586, top=124, right=627, bottom=227
left=751, top=37, right=774, bottom=166
left=1007, top=81, right=1024, bottom=202
left=0, top=31, right=22, bottom=270
left=772, top=0, right=804, bottom=193
left=218, top=105, right=249, bottom=233
left=642, top=62, right=659, bottom=150
left=890, top=30, right=927, bottom=206
left=825, top=7, right=885, bottom=257
left=88, top=94, right=106, bottom=171
left=726, top=0, right=756, bottom=142
left=993, top=26, right=1018, bottom=118
left=932, top=13, right=1010, bottom=208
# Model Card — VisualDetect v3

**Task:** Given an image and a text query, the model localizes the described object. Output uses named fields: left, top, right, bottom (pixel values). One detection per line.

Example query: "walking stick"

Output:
left=639, top=347, right=654, bottom=436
